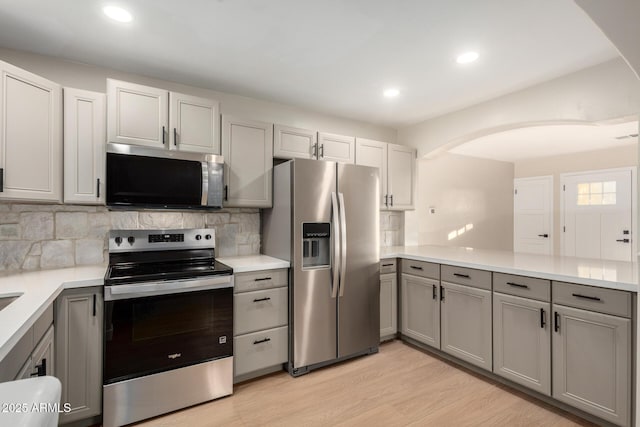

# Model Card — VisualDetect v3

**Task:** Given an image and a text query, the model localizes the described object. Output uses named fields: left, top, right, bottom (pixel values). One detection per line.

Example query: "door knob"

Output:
left=538, top=234, right=549, bottom=238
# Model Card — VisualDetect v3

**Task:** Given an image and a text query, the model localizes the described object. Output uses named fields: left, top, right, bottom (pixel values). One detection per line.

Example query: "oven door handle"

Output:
left=105, top=276, right=234, bottom=301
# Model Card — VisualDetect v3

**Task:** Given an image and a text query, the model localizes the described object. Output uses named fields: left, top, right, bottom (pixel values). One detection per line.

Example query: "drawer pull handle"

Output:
left=554, top=311, right=560, bottom=333
left=382, top=263, right=394, bottom=267
left=453, top=273, right=470, bottom=278
left=253, top=297, right=271, bottom=303
left=254, top=277, right=272, bottom=282
left=540, top=308, right=546, bottom=329
left=571, top=293, right=601, bottom=301
left=253, top=337, right=271, bottom=345
left=507, top=282, right=529, bottom=289
left=440, top=285, right=445, bottom=302
left=432, top=284, right=437, bottom=300
left=410, top=265, right=423, bottom=270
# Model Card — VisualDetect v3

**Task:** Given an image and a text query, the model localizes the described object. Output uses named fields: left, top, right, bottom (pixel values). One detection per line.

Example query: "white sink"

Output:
left=0, top=376, right=62, bottom=427
left=0, top=293, right=22, bottom=311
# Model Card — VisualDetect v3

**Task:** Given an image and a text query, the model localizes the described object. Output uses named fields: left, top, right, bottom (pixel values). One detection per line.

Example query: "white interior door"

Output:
left=513, top=176, right=553, bottom=255
left=562, top=168, right=634, bottom=262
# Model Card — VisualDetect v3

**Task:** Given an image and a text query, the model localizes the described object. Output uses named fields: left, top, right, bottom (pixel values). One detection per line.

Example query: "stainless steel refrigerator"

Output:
left=262, top=158, right=380, bottom=376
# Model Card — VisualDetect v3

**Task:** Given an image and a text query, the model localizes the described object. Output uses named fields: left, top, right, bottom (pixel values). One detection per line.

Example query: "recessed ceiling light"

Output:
left=103, top=6, right=133, bottom=23
left=383, top=88, right=400, bottom=98
left=456, top=51, right=479, bottom=64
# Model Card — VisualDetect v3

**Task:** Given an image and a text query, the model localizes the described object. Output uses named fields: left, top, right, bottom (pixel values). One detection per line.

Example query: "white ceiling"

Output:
left=0, top=0, right=619, bottom=127
left=449, top=121, right=640, bottom=162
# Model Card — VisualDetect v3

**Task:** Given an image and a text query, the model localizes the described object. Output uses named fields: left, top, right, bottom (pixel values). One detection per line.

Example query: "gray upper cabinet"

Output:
left=552, top=304, right=630, bottom=427
left=273, top=124, right=317, bottom=160
left=387, top=143, right=415, bottom=210
left=401, top=274, right=440, bottom=348
left=440, top=281, right=492, bottom=370
left=493, top=292, right=551, bottom=396
left=317, top=132, right=355, bottom=164
left=63, top=87, right=106, bottom=205
left=107, top=79, right=168, bottom=149
left=355, top=138, right=387, bottom=209
left=107, top=79, right=220, bottom=154
left=0, top=60, right=62, bottom=202
left=169, top=92, right=220, bottom=154
left=55, top=287, right=103, bottom=425
left=221, top=115, right=273, bottom=208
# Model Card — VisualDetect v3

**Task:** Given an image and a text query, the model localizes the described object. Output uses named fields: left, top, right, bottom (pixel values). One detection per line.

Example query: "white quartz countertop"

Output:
left=218, top=255, right=290, bottom=273
left=0, top=265, right=106, bottom=363
left=381, top=245, right=638, bottom=292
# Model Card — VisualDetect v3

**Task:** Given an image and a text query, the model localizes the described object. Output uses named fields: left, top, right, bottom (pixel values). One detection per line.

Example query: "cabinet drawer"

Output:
left=494, top=273, right=550, bottom=302
left=401, top=259, right=439, bottom=280
left=234, top=326, right=288, bottom=377
left=234, top=287, right=288, bottom=335
left=235, top=269, right=288, bottom=293
left=441, top=265, right=491, bottom=290
left=553, top=281, right=631, bottom=318
left=380, top=259, right=397, bottom=274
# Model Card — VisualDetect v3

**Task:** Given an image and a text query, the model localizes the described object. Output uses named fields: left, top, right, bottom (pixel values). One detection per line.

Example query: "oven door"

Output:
left=104, top=280, right=233, bottom=384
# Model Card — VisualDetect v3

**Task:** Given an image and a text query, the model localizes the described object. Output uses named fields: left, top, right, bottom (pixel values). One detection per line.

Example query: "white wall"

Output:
left=514, top=144, right=638, bottom=255
left=398, top=59, right=640, bottom=157
left=0, top=47, right=397, bottom=143
left=405, top=153, right=514, bottom=250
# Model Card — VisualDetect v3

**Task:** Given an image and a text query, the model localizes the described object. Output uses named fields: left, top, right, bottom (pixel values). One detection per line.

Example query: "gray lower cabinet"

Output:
left=493, top=292, right=550, bottom=395
left=400, top=274, right=439, bottom=348
left=552, top=304, right=630, bottom=427
left=55, top=287, right=103, bottom=425
left=440, top=281, right=492, bottom=370
left=380, top=272, right=397, bottom=340
left=233, top=268, right=288, bottom=382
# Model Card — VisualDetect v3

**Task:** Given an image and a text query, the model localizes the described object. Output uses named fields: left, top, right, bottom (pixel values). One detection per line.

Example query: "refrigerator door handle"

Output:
left=331, top=192, right=340, bottom=299
left=338, top=192, right=347, bottom=297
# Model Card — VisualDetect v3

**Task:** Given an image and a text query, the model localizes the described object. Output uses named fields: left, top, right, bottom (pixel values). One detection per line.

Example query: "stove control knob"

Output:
left=205, top=234, right=212, bottom=240
left=114, top=236, right=123, bottom=246
left=195, top=234, right=202, bottom=241
left=127, top=236, right=135, bottom=245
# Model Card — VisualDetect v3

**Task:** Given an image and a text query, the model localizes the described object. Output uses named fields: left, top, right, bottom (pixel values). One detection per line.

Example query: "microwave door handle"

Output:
left=201, top=162, right=209, bottom=206
left=338, top=192, right=347, bottom=297
left=331, top=192, right=340, bottom=299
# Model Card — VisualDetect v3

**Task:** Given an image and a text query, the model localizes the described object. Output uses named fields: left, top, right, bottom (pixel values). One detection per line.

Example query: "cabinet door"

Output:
left=32, top=325, right=54, bottom=377
left=355, top=138, right=388, bottom=209
left=552, top=305, right=630, bottom=426
left=169, top=92, right=220, bottom=154
left=221, top=115, right=273, bottom=207
left=55, top=288, right=103, bottom=424
left=493, top=292, right=550, bottom=395
left=317, top=132, right=355, bottom=164
left=380, top=273, right=397, bottom=339
left=387, top=143, right=415, bottom=210
left=14, top=357, right=32, bottom=380
left=63, top=88, right=106, bottom=204
left=274, top=125, right=317, bottom=160
left=441, top=281, right=492, bottom=370
left=400, top=274, right=440, bottom=348
left=107, top=79, right=168, bottom=148
left=0, top=61, right=62, bottom=202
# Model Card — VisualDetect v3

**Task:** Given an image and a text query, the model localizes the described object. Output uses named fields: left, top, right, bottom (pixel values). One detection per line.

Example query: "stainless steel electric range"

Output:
left=102, top=228, right=234, bottom=427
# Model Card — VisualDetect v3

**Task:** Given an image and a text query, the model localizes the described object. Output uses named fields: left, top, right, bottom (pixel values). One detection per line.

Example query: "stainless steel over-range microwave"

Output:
left=106, top=143, right=224, bottom=210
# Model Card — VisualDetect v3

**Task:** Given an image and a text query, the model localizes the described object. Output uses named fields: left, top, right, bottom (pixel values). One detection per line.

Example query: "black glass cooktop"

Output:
left=105, top=258, right=233, bottom=286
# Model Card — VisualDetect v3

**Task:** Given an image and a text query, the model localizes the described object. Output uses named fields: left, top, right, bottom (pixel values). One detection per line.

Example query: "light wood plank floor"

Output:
left=134, top=340, right=594, bottom=427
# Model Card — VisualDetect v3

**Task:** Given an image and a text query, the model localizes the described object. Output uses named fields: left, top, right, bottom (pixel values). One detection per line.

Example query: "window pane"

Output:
left=590, top=182, right=602, bottom=194
left=590, top=193, right=603, bottom=205
left=603, top=193, right=617, bottom=205
left=577, top=183, right=589, bottom=195
left=577, top=194, right=589, bottom=206
left=603, top=181, right=616, bottom=193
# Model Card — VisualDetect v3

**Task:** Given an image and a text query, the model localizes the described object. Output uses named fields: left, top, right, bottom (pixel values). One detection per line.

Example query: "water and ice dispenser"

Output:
left=302, top=223, right=330, bottom=269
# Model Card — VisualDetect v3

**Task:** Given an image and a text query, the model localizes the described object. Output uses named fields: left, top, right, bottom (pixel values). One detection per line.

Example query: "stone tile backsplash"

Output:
left=380, top=211, right=404, bottom=247
left=0, top=203, right=402, bottom=273
left=0, top=203, right=261, bottom=272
